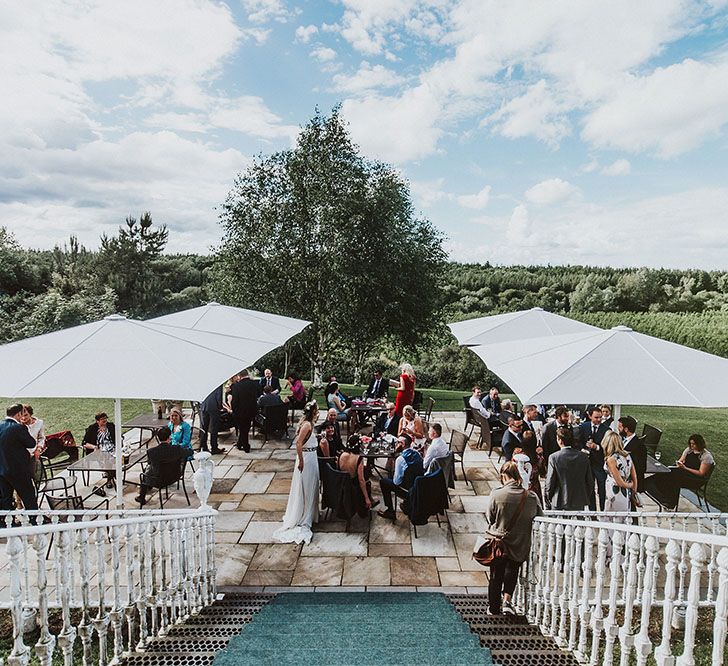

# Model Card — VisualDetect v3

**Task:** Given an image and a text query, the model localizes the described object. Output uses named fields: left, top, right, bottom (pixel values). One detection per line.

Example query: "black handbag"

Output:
left=473, top=490, right=528, bottom=567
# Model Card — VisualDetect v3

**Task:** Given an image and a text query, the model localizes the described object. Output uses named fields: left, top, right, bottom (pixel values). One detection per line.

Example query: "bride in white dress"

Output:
left=273, top=401, right=320, bottom=545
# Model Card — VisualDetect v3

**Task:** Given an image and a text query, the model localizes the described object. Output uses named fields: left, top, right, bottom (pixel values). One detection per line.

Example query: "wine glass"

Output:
left=655, top=451, right=662, bottom=462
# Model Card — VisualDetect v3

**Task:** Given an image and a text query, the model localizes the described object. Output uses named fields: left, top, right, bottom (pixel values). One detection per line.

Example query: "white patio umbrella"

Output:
left=149, top=301, right=311, bottom=345
left=0, top=314, right=293, bottom=507
left=448, top=307, right=600, bottom=347
left=469, top=324, right=728, bottom=423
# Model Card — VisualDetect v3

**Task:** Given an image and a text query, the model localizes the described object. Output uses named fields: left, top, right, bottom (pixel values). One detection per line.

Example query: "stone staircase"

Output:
left=120, top=592, right=576, bottom=666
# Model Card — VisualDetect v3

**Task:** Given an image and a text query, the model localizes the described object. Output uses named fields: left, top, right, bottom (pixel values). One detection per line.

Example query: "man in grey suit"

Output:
left=545, top=426, right=593, bottom=510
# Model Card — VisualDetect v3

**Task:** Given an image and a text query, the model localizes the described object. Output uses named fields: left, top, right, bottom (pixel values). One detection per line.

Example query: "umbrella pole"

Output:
left=114, top=397, right=123, bottom=509
left=612, top=404, right=621, bottom=432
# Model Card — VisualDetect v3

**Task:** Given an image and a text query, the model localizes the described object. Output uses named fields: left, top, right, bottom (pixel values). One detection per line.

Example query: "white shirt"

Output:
left=469, top=395, right=491, bottom=419
left=26, top=418, right=45, bottom=451
left=423, top=436, right=449, bottom=471
left=513, top=452, right=532, bottom=490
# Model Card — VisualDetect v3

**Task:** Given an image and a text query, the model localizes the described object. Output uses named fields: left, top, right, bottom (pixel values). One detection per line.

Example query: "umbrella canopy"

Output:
left=469, top=325, right=728, bottom=408
left=0, top=314, right=288, bottom=507
left=0, top=314, right=278, bottom=400
left=448, top=307, right=600, bottom=347
left=149, top=302, right=310, bottom=346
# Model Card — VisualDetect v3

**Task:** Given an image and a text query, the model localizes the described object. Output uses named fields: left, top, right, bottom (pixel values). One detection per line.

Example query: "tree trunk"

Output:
left=353, top=365, right=361, bottom=386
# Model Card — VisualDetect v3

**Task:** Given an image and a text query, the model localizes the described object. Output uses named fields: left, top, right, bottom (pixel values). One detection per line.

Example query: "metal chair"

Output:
left=449, top=430, right=470, bottom=487
left=423, top=397, right=435, bottom=422
left=462, top=397, right=478, bottom=439
left=141, top=458, right=191, bottom=509
left=255, top=403, right=291, bottom=443
left=694, top=464, right=715, bottom=512
left=412, top=390, right=423, bottom=414
left=641, top=423, right=663, bottom=456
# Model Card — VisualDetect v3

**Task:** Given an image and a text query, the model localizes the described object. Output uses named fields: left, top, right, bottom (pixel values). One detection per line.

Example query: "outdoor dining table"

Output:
left=122, top=412, right=169, bottom=447
left=349, top=402, right=388, bottom=426
left=69, top=448, right=148, bottom=486
left=646, top=456, right=671, bottom=476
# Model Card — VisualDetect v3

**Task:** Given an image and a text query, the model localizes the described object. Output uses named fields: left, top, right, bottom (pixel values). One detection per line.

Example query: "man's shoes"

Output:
left=211, top=447, right=227, bottom=454
left=502, top=600, right=516, bottom=615
left=236, top=445, right=250, bottom=452
left=236, top=445, right=244, bottom=451
left=106, top=480, right=115, bottom=489
left=92, top=487, right=106, bottom=497
left=134, top=495, right=147, bottom=506
left=487, top=607, right=502, bottom=616
left=377, top=509, right=396, bottom=521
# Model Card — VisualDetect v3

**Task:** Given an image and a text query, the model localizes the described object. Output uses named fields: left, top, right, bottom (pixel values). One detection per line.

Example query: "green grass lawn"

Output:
left=4, top=387, right=728, bottom=510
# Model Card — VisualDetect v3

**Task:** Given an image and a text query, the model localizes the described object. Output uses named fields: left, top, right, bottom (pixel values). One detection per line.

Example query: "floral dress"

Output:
left=604, top=452, right=632, bottom=512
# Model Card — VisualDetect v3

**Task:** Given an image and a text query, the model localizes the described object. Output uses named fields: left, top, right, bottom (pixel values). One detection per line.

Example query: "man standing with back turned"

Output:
left=231, top=370, right=259, bottom=452
left=0, top=404, right=39, bottom=518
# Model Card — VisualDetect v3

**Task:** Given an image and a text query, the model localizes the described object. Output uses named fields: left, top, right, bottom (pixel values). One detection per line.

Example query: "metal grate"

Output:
left=122, top=655, right=215, bottom=665
left=147, top=638, right=230, bottom=652
left=490, top=650, right=580, bottom=666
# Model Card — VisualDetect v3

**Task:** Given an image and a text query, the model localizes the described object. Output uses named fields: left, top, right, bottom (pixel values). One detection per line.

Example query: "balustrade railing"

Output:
left=523, top=515, right=728, bottom=665
left=0, top=450, right=217, bottom=666
left=545, top=510, right=728, bottom=535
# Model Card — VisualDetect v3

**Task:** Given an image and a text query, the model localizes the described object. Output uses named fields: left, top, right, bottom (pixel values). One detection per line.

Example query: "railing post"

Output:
left=602, top=529, right=624, bottom=665
left=32, top=532, right=55, bottom=666
left=712, top=548, right=728, bottom=665
left=7, top=535, right=30, bottom=666
left=56, top=529, right=77, bottom=666
left=92, top=526, right=110, bottom=666
left=618, top=533, right=641, bottom=666
left=676, top=542, right=708, bottom=666
left=568, top=525, right=583, bottom=651
left=634, top=535, right=658, bottom=666
left=77, top=525, right=94, bottom=666
left=109, top=523, right=125, bottom=664
left=534, top=522, right=548, bottom=626
left=576, top=526, right=594, bottom=661
left=135, top=521, right=149, bottom=650
left=541, top=523, right=556, bottom=635
left=123, top=521, right=137, bottom=657
left=655, top=539, right=681, bottom=666
left=589, top=528, right=610, bottom=666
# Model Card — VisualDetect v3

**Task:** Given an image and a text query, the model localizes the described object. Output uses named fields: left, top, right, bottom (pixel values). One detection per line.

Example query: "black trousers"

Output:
left=488, top=558, right=521, bottom=613
left=0, top=473, right=38, bottom=525
left=234, top=412, right=255, bottom=452
left=379, top=477, right=409, bottom=512
left=200, top=409, right=221, bottom=452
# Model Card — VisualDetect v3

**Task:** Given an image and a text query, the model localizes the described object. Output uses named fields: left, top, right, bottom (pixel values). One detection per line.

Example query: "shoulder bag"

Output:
left=473, top=490, right=529, bottom=567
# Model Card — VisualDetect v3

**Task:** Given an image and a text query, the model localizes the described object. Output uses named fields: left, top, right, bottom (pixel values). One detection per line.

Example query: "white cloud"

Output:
left=310, top=45, right=337, bottom=62
left=601, top=158, right=631, bottom=176
left=525, top=178, right=578, bottom=205
left=295, top=24, right=318, bottom=43
left=582, top=57, right=728, bottom=158
left=241, top=0, right=291, bottom=24
left=456, top=185, right=491, bottom=210
left=332, top=61, right=405, bottom=94
left=506, top=204, right=533, bottom=244
left=208, top=96, right=298, bottom=140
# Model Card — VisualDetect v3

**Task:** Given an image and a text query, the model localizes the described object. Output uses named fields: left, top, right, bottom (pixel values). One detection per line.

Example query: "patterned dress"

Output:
left=604, top=452, right=632, bottom=512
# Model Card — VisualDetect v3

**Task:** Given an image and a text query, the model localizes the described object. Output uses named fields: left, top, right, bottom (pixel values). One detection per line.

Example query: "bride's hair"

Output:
left=298, top=400, right=319, bottom=428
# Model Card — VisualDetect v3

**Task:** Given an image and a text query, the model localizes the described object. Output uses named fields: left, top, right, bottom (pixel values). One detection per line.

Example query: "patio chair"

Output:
left=641, top=423, right=662, bottom=456
left=140, top=458, right=191, bottom=509
left=449, top=429, right=470, bottom=487
left=462, top=397, right=478, bottom=438
left=255, top=403, right=290, bottom=443
left=428, top=451, right=455, bottom=502
left=694, top=464, right=715, bottom=512
left=472, top=410, right=497, bottom=456
left=406, top=468, right=449, bottom=538
left=320, top=462, right=356, bottom=525
left=412, top=390, right=423, bottom=414
left=423, top=397, right=435, bottom=422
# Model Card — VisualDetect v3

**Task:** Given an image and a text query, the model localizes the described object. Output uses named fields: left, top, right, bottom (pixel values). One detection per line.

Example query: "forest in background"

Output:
left=3, top=223, right=728, bottom=392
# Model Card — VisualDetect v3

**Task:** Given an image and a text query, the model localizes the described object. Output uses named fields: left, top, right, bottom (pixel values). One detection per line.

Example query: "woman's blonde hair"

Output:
left=403, top=405, right=416, bottom=418
left=500, top=461, right=523, bottom=486
left=602, top=430, right=627, bottom=458
left=401, top=363, right=416, bottom=378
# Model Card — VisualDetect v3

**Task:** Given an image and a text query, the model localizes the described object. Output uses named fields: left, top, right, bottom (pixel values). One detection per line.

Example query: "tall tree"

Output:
left=214, top=107, right=447, bottom=382
left=98, top=212, right=168, bottom=317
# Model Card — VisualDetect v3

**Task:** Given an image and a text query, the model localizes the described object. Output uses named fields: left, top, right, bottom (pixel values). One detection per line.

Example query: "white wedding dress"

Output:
left=273, top=428, right=320, bottom=545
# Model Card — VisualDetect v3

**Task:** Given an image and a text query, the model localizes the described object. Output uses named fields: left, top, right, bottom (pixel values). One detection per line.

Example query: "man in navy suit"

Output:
left=231, top=370, right=260, bottom=452
left=366, top=370, right=388, bottom=400
left=0, top=403, right=38, bottom=515
left=579, top=406, right=610, bottom=510
left=258, top=368, right=281, bottom=395
left=374, top=402, right=400, bottom=438
left=501, top=416, right=524, bottom=461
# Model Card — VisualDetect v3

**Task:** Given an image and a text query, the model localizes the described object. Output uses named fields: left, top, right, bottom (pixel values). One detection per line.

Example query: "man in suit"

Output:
left=258, top=384, right=284, bottom=408
left=136, top=427, right=188, bottom=506
left=545, top=426, right=593, bottom=510
left=366, top=370, right=388, bottom=400
left=258, top=368, right=281, bottom=395
left=501, top=416, right=524, bottom=461
left=0, top=404, right=39, bottom=516
left=521, top=404, right=539, bottom=434
left=542, top=406, right=571, bottom=462
left=231, top=369, right=259, bottom=452
left=579, top=406, right=610, bottom=510
left=374, top=402, right=400, bottom=438
left=619, top=415, right=647, bottom=494
left=199, top=385, right=226, bottom=455
left=483, top=387, right=502, bottom=415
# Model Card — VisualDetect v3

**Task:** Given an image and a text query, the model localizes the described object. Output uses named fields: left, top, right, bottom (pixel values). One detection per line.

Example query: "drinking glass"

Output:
left=655, top=451, right=662, bottom=461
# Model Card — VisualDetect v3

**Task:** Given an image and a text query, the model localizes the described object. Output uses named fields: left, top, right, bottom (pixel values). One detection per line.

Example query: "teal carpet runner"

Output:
left=212, top=592, right=494, bottom=665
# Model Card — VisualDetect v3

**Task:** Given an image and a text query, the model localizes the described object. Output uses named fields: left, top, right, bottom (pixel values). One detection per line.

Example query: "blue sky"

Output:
left=2, top=0, right=728, bottom=268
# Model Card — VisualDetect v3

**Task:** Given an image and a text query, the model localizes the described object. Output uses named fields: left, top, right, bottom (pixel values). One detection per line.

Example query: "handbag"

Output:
left=473, top=489, right=529, bottom=567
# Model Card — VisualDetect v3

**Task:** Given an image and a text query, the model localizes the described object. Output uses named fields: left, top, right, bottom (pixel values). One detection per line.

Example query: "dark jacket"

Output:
left=545, top=446, right=593, bottom=510
left=501, top=429, right=523, bottom=461
left=83, top=422, right=116, bottom=447
left=408, top=468, right=448, bottom=526
left=542, top=421, right=565, bottom=460
left=144, top=441, right=187, bottom=487
left=366, top=376, right=388, bottom=399
left=0, top=418, right=35, bottom=478
left=625, top=435, right=647, bottom=493
left=578, top=421, right=610, bottom=470
left=258, top=393, right=284, bottom=408
left=483, top=395, right=502, bottom=414
left=201, top=385, right=223, bottom=413
left=231, top=377, right=259, bottom=416
left=258, top=375, right=281, bottom=393
left=374, top=412, right=400, bottom=438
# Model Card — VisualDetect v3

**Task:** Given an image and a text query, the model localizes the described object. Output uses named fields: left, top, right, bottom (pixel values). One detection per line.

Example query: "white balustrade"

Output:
left=524, top=515, right=728, bottom=665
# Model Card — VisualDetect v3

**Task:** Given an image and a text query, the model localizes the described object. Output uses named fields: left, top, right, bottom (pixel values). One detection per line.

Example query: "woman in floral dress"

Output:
left=602, top=430, right=637, bottom=512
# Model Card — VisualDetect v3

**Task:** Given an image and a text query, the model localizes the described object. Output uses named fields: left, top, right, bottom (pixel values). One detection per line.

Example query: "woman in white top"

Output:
left=21, top=404, right=45, bottom=456
left=274, top=401, right=321, bottom=545
left=398, top=405, right=426, bottom=452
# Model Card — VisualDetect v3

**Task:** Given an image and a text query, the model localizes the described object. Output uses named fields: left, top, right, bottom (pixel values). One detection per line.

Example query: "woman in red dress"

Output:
left=391, top=363, right=416, bottom=416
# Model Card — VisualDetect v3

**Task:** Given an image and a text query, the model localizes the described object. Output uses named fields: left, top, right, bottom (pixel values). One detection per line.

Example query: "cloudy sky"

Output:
left=2, top=0, right=728, bottom=268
